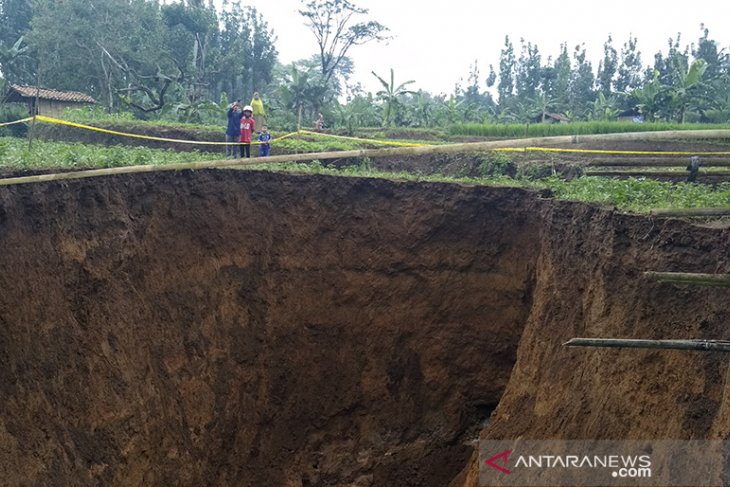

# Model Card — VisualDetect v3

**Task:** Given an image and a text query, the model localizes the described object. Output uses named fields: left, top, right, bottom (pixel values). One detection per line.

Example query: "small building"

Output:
left=532, top=112, right=570, bottom=124
left=618, top=108, right=644, bottom=123
left=3, top=84, right=96, bottom=117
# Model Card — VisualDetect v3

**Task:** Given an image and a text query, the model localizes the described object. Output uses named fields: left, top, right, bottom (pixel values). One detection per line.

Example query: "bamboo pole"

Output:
left=586, top=159, right=730, bottom=167
left=564, top=338, right=730, bottom=352
left=4, top=128, right=730, bottom=187
left=643, top=271, right=730, bottom=287
left=584, top=170, right=730, bottom=178
left=650, top=208, right=730, bottom=217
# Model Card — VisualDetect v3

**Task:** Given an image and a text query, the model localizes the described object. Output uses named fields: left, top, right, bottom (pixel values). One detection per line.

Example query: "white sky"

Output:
left=230, top=0, right=730, bottom=96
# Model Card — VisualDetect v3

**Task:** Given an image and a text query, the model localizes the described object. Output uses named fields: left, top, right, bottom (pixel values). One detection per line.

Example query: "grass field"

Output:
left=450, top=121, right=730, bottom=138
left=1, top=135, right=729, bottom=213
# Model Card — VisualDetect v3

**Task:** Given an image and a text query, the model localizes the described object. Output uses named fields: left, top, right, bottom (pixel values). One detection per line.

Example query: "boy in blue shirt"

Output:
left=225, top=100, right=244, bottom=158
left=258, top=125, right=272, bottom=157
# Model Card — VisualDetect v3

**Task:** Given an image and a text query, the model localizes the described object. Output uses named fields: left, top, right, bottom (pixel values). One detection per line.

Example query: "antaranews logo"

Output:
left=485, top=450, right=511, bottom=474
left=484, top=449, right=651, bottom=476
left=480, top=440, right=728, bottom=487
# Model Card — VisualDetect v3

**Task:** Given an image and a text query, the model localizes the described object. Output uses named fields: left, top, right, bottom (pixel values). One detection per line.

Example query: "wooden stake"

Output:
left=643, top=271, right=730, bottom=287
left=564, top=338, right=730, bottom=352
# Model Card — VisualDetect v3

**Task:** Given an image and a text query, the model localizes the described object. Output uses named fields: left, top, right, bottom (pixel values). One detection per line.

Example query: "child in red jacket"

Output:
left=239, top=105, right=256, bottom=158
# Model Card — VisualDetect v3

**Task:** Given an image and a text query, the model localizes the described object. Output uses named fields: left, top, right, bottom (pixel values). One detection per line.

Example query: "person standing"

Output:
left=250, top=92, right=266, bottom=130
left=258, top=125, right=272, bottom=157
left=226, top=100, right=244, bottom=158
left=239, top=105, right=256, bottom=158
left=313, top=112, right=325, bottom=131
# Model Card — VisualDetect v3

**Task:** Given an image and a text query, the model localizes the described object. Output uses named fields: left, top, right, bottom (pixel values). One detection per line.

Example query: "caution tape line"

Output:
left=297, top=129, right=428, bottom=147
left=0, top=117, right=34, bottom=127
left=271, top=131, right=301, bottom=142
left=4, top=115, right=730, bottom=155
left=35, top=115, right=283, bottom=146
left=29, top=116, right=417, bottom=148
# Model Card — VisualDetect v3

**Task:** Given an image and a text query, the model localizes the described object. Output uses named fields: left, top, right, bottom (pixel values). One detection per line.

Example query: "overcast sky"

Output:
left=232, top=0, right=730, bottom=96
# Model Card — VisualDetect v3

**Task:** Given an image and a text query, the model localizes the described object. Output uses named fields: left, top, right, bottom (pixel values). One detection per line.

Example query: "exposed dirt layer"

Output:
left=459, top=198, right=730, bottom=486
left=0, top=170, right=540, bottom=486
left=1, top=169, right=729, bottom=486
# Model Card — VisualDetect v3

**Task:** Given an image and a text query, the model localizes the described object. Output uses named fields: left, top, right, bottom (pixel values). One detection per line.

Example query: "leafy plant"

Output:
left=372, top=68, right=416, bottom=127
left=477, top=152, right=516, bottom=177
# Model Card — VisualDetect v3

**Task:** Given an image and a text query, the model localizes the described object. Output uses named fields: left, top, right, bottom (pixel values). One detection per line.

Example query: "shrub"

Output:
left=477, top=152, right=516, bottom=177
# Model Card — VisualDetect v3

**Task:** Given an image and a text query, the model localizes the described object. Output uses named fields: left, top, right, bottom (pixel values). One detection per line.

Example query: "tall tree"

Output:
left=692, top=25, right=724, bottom=79
left=216, top=4, right=278, bottom=101
left=549, top=43, right=572, bottom=113
left=568, top=44, right=595, bottom=118
left=26, top=0, right=172, bottom=108
left=615, top=35, right=643, bottom=95
left=654, top=34, right=686, bottom=87
left=515, top=39, right=541, bottom=101
left=597, top=35, right=617, bottom=96
left=497, top=35, right=516, bottom=110
left=299, top=0, right=388, bottom=89
left=161, top=1, right=218, bottom=104
left=0, top=0, right=32, bottom=82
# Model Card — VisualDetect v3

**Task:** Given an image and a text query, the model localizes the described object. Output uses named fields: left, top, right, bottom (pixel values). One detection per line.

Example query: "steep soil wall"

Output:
left=459, top=201, right=730, bottom=486
left=0, top=171, right=541, bottom=486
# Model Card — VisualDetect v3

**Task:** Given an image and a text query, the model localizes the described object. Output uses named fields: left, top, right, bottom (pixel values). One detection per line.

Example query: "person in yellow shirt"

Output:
left=250, top=92, right=266, bottom=129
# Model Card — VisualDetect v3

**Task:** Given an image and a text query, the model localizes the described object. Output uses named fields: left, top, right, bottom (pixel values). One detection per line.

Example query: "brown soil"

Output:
left=459, top=200, right=730, bottom=485
left=1, top=168, right=728, bottom=486
left=0, top=170, right=539, bottom=486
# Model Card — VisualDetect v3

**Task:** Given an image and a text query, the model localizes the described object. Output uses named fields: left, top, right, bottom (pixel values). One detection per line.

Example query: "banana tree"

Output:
left=0, top=36, right=30, bottom=82
left=630, top=70, right=665, bottom=121
left=531, top=91, right=560, bottom=122
left=589, top=92, right=620, bottom=121
left=371, top=68, right=415, bottom=127
left=666, top=58, right=708, bottom=123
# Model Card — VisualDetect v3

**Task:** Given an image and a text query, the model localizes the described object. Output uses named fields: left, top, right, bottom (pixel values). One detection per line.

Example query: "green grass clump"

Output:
left=1, top=136, right=730, bottom=214
left=541, top=176, right=730, bottom=211
left=0, top=137, right=216, bottom=171
left=450, top=121, right=730, bottom=138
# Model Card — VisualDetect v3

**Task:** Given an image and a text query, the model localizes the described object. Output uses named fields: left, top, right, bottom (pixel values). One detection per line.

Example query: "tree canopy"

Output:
left=2, top=0, right=730, bottom=130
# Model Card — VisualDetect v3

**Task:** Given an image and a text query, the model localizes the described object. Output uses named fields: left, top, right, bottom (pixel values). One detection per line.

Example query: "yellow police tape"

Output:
left=2, top=115, right=730, bottom=155
left=0, top=117, right=33, bottom=127
left=297, top=129, right=428, bottom=147
left=34, top=115, right=285, bottom=146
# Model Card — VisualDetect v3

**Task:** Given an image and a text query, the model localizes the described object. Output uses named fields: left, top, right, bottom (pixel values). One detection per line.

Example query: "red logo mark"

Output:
left=485, top=449, right=511, bottom=474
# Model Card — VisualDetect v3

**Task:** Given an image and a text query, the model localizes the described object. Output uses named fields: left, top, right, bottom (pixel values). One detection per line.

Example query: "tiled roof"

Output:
left=9, top=84, right=96, bottom=104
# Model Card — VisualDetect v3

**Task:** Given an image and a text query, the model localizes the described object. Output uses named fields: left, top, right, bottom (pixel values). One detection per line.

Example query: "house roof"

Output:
left=6, top=84, right=96, bottom=104
left=544, top=112, right=570, bottom=122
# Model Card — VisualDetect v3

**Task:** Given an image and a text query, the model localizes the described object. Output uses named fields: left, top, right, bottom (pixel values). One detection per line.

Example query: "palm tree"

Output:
left=371, top=68, right=416, bottom=127
left=279, top=66, right=329, bottom=129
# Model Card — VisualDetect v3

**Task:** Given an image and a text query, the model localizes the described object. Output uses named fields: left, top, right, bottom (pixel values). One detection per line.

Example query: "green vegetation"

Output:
left=0, top=137, right=215, bottom=171
left=29, top=112, right=438, bottom=153
left=1, top=136, right=729, bottom=212
left=451, top=121, right=730, bottom=138
left=541, top=176, right=730, bottom=211
left=244, top=161, right=730, bottom=211
left=3, top=0, right=730, bottom=131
